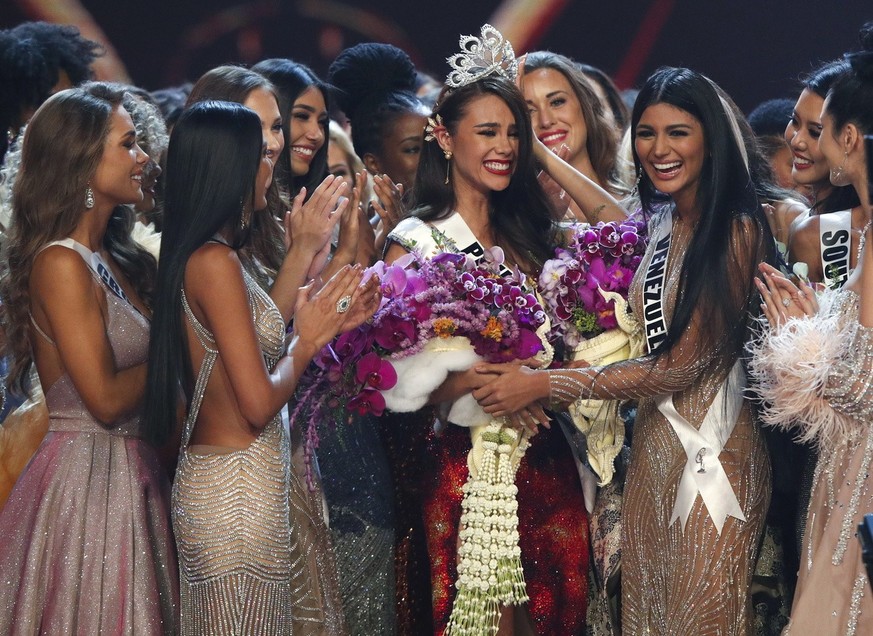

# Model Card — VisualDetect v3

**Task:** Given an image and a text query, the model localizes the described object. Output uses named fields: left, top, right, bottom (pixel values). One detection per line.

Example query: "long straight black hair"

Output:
left=410, top=76, right=557, bottom=271
left=142, top=101, right=262, bottom=445
left=251, top=58, right=330, bottom=199
left=632, top=67, right=775, bottom=367
left=799, top=59, right=861, bottom=214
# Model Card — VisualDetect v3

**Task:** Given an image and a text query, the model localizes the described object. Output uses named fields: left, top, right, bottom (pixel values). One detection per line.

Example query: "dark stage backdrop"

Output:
left=2, top=0, right=871, bottom=113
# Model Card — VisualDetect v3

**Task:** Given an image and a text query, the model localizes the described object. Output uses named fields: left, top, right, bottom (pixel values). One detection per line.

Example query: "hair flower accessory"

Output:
left=424, top=114, right=444, bottom=142
left=445, top=23, right=518, bottom=88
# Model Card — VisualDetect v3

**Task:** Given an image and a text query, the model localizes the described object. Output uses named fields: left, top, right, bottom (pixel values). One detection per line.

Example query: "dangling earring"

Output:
left=831, top=150, right=850, bottom=187
left=630, top=171, right=642, bottom=198
left=240, top=198, right=249, bottom=230
left=84, top=185, right=95, bottom=209
left=444, top=149, right=453, bottom=185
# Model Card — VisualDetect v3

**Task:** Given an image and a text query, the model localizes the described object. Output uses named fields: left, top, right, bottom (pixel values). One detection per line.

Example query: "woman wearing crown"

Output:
left=384, top=25, right=592, bottom=635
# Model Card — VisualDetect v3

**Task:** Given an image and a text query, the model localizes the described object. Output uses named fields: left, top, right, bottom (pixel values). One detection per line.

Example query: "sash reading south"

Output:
left=642, top=219, right=672, bottom=354
left=820, top=210, right=852, bottom=289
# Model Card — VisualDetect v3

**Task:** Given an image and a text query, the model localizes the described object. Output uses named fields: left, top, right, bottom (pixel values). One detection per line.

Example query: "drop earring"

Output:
left=630, top=171, right=642, bottom=199
left=444, top=149, right=453, bottom=185
left=85, top=186, right=95, bottom=209
left=831, top=150, right=850, bottom=187
left=240, top=198, right=249, bottom=230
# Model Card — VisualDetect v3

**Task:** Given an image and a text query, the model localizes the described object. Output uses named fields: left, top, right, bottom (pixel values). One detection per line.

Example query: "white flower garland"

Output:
left=446, top=420, right=530, bottom=635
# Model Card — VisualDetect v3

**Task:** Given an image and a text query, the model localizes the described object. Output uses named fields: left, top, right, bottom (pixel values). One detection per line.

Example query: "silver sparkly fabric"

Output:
left=550, top=211, right=771, bottom=634
left=316, top=413, right=396, bottom=634
left=174, top=269, right=346, bottom=635
left=765, top=291, right=873, bottom=635
left=0, top=265, right=179, bottom=635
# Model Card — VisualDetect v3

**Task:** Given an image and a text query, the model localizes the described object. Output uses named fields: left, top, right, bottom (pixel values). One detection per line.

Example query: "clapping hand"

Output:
left=283, top=175, right=348, bottom=275
left=371, top=174, right=405, bottom=254
left=755, top=262, right=819, bottom=327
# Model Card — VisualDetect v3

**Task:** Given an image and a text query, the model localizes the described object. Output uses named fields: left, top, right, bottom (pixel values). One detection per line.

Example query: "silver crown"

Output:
left=445, top=24, right=518, bottom=89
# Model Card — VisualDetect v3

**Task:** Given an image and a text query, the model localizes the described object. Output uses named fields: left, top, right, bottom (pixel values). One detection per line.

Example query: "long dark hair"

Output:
left=142, top=101, right=262, bottom=445
left=410, top=77, right=556, bottom=271
left=186, top=65, right=285, bottom=284
left=1, top=82, right=156, bottom=397
left=826, top=23, right=873, bottom=144
left=799, top=59, right=860, bottom=213
left=632, top=67, right=775, bottom=366
left=252, top=59, right=329, bottom=199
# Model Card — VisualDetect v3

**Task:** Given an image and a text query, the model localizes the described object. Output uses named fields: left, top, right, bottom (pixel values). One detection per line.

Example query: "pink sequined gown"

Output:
left=0, top=262, right=179, bottom=635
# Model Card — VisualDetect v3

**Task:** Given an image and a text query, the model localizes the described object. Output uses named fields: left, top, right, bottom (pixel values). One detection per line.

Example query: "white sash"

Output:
left=641, top=214, right=746, bottom=534
left=641, top=216, right=673, bottom=353
left=47, top=238, right=131, bottom=304
left=431, top=213, right=513, bottom=276
left=819, top=210, right=852, bottom=289
left=657, top=361, right=746, bottom=534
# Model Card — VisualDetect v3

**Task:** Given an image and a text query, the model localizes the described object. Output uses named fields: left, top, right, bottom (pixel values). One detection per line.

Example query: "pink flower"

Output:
left=348, top=388, right=387, bottom=416
left=355, top=352, right=398, bottom=391
left=334, top=329, right=370, bottom=368
left=373, top=314, right=415, bottom=350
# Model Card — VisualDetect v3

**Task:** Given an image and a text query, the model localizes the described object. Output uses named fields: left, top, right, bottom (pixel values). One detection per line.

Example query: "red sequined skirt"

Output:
left=422, top=423, right=589, bottom=635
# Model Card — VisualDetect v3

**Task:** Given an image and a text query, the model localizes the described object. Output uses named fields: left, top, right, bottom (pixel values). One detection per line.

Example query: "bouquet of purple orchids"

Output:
left=539, top=219, right=648, bottom=347
left=290, top=247, right=547, bottom=467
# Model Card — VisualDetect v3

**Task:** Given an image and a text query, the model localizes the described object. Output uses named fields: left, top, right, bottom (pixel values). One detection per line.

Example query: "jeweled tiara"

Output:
left=445, top=24, right=518, bottom=89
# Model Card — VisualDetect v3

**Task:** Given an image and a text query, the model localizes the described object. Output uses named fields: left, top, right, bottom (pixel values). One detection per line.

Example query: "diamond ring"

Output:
left=336, top=295, right=352, bottom=314
left=781, top=297, right=790, bottom=307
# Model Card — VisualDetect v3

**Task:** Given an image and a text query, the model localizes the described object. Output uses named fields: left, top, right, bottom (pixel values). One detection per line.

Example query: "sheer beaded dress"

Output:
left=750, top=289, right=873, bottom=635
left=174, top=268, right=345, bottom=635
left=550, top=211, right=771, bottom=635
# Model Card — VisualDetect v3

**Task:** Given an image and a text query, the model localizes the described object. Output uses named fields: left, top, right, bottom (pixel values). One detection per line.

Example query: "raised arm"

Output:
left=533, top=139, right=628, bottom=224
left=186, top=244, right=367, bottom=428
left=269, top=175, right=347, bottom=322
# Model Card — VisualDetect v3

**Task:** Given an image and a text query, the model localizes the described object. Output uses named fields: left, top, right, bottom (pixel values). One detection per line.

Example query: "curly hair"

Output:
left=1, top=82, right=156, bottom=398
left=0, top=22, right=103, bottom=162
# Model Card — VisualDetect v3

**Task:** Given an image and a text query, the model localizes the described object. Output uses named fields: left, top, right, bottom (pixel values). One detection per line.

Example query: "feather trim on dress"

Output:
left=747, top=291, right=854, bottom=450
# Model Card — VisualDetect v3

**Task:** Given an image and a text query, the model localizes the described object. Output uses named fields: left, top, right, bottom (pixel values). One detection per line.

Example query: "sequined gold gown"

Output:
left=750, top=289, right=873, bottom=635
left=552, top=211, right=771, bottom=635
left=173, top=268, right=345, bottom=635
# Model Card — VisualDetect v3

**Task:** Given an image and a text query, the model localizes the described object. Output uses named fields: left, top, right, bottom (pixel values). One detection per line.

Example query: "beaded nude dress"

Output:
left=550, top=211, right=771, bottom=635
left=173, top=266, right=345, bottom=635
left=750, top=288, right=873, bottom=635
left=0, top=241, right=178, bottom=635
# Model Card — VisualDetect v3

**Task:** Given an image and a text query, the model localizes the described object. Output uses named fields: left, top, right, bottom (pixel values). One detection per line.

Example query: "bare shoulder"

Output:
left=31, top=245, right=96, bottom=299
left=185, top=242, right=245, bottom=290
left=773, top=198, right=808, bottom=226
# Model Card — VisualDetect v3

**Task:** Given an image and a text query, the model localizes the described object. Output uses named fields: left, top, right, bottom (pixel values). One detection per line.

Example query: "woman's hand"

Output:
left=471, top=362, right=551, bottom=417
left=339, top=273, right=381, bottom=333
left=293, top=264, right=365, bottom=351
left=331, top=175, right=363, bottom=267
left=371, top=174, right=405, bottom=254
left=755, top=262, right=818, bottom=327
left=284, top=174, right=348, bottom=257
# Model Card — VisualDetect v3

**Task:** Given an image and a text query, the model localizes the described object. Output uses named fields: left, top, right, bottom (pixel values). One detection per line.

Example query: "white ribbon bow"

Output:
left=656, top=361, right=746, bottom=534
